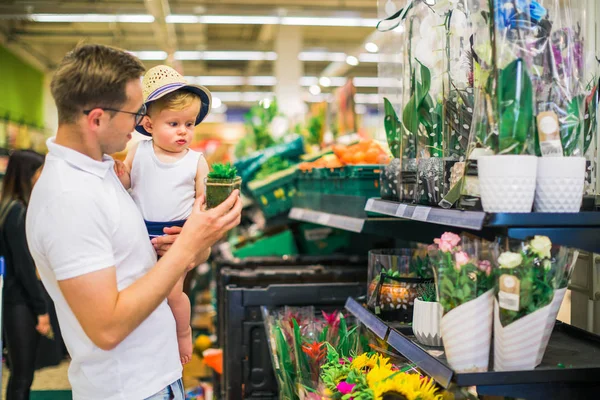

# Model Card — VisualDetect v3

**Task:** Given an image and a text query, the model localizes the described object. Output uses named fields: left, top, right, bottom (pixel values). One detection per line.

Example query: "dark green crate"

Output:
left=248, top=167, right=298, bottom=219
left=232, top=229, right=298, bottom=258
left=325, top=165, right=382, bottom=197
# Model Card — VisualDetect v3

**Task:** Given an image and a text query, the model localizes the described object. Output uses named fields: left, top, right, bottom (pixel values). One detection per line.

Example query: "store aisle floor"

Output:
left=1, top=360, right=71, bottom=400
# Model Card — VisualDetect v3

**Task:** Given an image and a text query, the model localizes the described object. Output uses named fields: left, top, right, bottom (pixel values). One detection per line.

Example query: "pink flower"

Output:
left=455, top=251, right=470, bottom=270
left=337, top=382, right=355, bottom=395
left=322, top=310, right=340, bottom=328
left=486, top=265, right=492, bottom=276
left=434, top=232, right=461, bottom=252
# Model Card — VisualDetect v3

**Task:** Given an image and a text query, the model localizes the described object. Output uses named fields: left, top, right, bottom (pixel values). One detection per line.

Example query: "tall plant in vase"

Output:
left=473, top=0, right=540, bottom=212
left=530, top=0, right=588, bottom=212
left=429, top=232, right=495, bottom=372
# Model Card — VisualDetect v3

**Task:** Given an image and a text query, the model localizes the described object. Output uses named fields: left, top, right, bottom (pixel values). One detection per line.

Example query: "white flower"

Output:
left=449, top=8, right=468, bottom=37
left=530, top=236, right=552, bottom=259
left=498, top=252, right=523, bottom=269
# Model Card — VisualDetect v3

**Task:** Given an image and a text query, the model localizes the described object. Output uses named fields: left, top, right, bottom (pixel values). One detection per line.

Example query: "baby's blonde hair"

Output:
left=147, top=90, right=201, bottom=117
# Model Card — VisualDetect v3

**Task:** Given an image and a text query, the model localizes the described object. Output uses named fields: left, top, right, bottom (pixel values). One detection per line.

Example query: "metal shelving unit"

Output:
left=345, top=298, right=600, bottom=400
left=288, top=198, right=600, bottom=253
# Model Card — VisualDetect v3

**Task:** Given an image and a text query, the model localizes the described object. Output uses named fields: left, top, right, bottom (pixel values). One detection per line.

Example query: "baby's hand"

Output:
left=114, top=160, right=128, bottom=177
left=114, top=160, right=131, bottom=189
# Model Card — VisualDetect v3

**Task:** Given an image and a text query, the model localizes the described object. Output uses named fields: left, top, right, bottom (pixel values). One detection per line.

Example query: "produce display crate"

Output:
left=247, top=167, right=298, bottom=219
left=231, top=229, right=298, bottom=259
left=295, top=169, right=323, bottom=210
left=296, top=222, right=352, bottom=255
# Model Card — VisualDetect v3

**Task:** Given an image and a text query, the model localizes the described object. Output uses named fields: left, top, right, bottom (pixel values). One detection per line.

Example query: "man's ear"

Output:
left=141, top=116, right=153, bottom=134
left=85, top=108, right=105, bottom=129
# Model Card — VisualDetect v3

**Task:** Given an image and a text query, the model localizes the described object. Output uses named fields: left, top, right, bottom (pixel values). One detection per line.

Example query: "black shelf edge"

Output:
left=344, top=298, right=389, bottom=340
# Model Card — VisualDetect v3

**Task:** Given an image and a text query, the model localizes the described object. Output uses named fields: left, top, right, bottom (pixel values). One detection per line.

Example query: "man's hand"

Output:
left=154, top=191, right=242, bottom=266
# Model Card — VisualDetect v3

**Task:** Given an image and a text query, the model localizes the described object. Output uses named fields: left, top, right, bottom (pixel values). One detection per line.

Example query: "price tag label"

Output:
left=317, top=214, right=330, bottom=225
left=289, top=209, right=304, bottom=220
left=412, top=206, right=431, bottom=222
left=365, top=198, right=375, bottom=211
left=395, top=204, right=407, bottom=217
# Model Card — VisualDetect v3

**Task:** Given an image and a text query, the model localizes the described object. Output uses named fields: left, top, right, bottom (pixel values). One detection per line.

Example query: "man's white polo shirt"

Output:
left=26, top=138, right=181, bottom=400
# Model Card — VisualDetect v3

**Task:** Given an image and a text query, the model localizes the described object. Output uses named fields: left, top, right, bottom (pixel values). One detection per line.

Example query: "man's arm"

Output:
left=49, top=191, right=241, bottom=351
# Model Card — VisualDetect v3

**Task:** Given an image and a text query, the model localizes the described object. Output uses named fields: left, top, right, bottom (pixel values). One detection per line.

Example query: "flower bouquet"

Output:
left=429, top=232, right=495, bottom=372
left=491, top=235, right=575, bottom=370
left=320, top=345, right=441, bottom=400
left=262, top=306, right=368, bottom=400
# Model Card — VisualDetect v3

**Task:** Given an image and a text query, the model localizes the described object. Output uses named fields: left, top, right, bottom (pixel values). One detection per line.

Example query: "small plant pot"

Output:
left=412, top=298, right=443, bottom=347
left=205, top=177, right=242, bottom=209
left=380, top=158, right=401, bottom=201
left=400, top=158, right=418, bottom=203
left=416, top=158, right=445, bottom=205
left=367, top=279, right=423, bottom=323
left=534, top=157, right=586, bottom=213
left=478, top=155, right=537, bottom=212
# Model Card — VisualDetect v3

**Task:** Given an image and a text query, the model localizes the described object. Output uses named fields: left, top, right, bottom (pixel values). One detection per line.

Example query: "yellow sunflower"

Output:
left=370, top=371, right=442, bottom=400
left=366, top=364, right=395, bottom=388
left=352, top=353, right=393, bottom=372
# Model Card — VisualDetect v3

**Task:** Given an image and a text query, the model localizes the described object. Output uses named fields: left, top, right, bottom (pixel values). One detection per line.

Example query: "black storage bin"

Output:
left=220, top=268, right=367, bottom=400
left=214, top=255, right=367, bottom=346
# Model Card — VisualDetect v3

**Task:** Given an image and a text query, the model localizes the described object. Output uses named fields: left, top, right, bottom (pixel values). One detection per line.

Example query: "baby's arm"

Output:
left=195, top=155, right=212, bottom=262
left=195, top=154, right=210, bottom=198
left=114, top=141, right=140, bottom=189
left=167, top=275, right=192, bottom=364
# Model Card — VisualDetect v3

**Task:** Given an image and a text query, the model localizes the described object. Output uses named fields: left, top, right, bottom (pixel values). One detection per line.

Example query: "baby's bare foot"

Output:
left=178, top=326, right=193, bottom=365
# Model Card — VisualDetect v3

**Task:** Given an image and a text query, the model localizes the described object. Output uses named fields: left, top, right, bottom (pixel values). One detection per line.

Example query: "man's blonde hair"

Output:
left=147, top=90, right=201, bottom=118
left=51, top=44, right=146, bottom=124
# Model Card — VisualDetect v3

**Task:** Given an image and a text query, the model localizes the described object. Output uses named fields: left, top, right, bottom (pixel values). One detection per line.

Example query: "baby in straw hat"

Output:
left=114, top=65, right=213, bottom=364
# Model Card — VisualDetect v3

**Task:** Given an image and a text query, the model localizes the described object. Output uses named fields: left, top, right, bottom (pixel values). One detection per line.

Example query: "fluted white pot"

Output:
left=478, top=155, right=537, bottom=212
left=412, top=298, right=443, bottom=347
left=534, top=157, right=585, bottom=213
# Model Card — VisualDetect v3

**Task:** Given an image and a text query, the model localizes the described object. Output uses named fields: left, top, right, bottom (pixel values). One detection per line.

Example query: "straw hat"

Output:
left=135, top=65, right=212, bottom=136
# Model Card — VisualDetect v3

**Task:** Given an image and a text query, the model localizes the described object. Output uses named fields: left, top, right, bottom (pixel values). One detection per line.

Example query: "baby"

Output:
left=114, top=65, right=212, bottom=364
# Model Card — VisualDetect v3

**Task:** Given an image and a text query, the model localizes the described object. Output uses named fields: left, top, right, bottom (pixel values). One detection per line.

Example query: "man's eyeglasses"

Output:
left=83, top=104, right=147, bottom=126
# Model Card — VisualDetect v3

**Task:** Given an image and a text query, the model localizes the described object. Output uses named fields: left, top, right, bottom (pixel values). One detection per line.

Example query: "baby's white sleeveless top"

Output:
left=130, top=139, right=201, bottom=222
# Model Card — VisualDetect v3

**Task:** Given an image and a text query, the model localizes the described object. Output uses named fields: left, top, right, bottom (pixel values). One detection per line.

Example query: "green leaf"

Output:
left=402, top=61, right=432, bottom=137
left=497, top=59, right=534, bottom=154
left=562, top=95, right=585, bottom=156
left=384, top=97, right=403, bottom=158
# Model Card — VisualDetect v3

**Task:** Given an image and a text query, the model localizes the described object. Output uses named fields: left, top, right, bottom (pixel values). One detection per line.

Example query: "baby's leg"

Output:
left=167, top=275, right=192, bottom=365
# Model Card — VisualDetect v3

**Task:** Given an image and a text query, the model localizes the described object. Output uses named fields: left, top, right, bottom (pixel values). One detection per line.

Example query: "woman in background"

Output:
left=0, top=150, right=49, bottom=400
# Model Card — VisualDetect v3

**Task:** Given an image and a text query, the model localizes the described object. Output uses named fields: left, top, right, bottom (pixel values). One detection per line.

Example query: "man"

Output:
left=26, top=44, right=242, bottom=400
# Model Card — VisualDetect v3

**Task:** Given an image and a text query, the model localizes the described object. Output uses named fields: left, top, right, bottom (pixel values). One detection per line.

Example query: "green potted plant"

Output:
left=205, top=163, right=242, bottom=209
left=412, top=282, right=443, bottom=347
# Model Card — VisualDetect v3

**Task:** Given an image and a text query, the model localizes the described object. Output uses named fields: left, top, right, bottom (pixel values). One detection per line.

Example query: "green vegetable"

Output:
left=208, top=163, right=238, bottom=180
left=254, top=157, right=292, bottom=180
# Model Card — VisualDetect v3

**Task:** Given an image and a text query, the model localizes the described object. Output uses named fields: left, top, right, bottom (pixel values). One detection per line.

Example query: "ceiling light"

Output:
left=358, top=53, right=379, bottom=63
left=319, top=76, right=331, bottom=87
left=201, top=15, right=279, bottom=24
left=346, top=56, right=359, bottom=66
left=166, top=15, right=199, bottom=23
left=299, top=52, right=346, bottom=62
left=309, top=85, right=322, bottom=95
left=129, top=51, right=167, bottom=60
left=27, top=13, right=377, bottom=27
left=365, top=42, right=379, bottom=53
left=201, top=51, right=277, bottom=61
left=212, top=97, right=222, bottom=108
left=281, top=16, right=378, bottom=27
left=30, top=14, right=153, bottom=23
left=247, top=76, right=277, bottom=86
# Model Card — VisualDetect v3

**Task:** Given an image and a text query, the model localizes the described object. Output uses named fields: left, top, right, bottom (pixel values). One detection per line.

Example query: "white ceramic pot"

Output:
left=412, top=298, right=443, bottom=347
left=534, top=157, right=586, bottom=213
left=478, top=155, right=537, bottom=213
